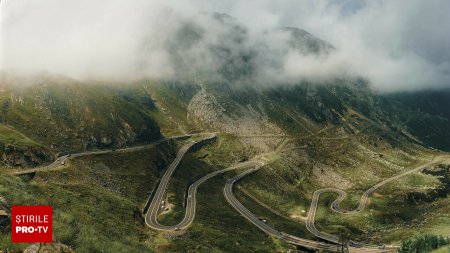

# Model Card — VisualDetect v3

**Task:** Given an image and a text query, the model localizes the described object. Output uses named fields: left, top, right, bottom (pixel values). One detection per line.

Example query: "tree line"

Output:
left=398, top=234, right=449, bottom=253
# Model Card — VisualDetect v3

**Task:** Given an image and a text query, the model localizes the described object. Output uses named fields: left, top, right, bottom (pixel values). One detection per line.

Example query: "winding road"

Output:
left=6, top=127, right=448, bottom=252
left=145, top=159, right=257, bottom=231
left=306, top=155, right=449, bottom=245
left=142, top=141, right=446, bottom=252
left=10, top=134, right=193, bottom=176
left=145, top=134, right=221, bottom=231
left=223, top=164, right=395, bottom=253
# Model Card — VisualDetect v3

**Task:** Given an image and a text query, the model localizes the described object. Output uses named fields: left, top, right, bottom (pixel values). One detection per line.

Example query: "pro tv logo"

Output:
left=11, top=206, right=52, bottom=243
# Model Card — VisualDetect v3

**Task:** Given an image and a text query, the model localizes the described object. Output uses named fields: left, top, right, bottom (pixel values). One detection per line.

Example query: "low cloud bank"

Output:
left=1, top=0, right=449, bottom=92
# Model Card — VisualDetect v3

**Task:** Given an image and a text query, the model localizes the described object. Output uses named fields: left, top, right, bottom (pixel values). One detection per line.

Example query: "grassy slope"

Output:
left=0, top=124, right=41, bottom=148
left=146, top=81, right=449, bottom=248
left=146, top=82, right=200, bottom=136
left=0, top=138, right=285, bottom=253
left=1, top=79, right=449, bottom=252
left=0, top=123, right=52, bottom=168
left=155, top=161, right=281, bottom=253
left=0, top=141, right=177, bottom=252
left=1, top=76, right=162, bottom=153
left=383, top=89, right=450, bottom=152
left=152, top=139, right=284, bottom=252
left=430, top=245, right=450, bottom=253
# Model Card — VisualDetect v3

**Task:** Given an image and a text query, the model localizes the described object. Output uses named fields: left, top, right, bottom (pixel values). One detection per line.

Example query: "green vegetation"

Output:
left=234, top=182, right=315, bottom=240
left=399, top=234, right=449, bottom=253
left=0, top=124, right=41, bottom=148
left=0, top=142, right=177, bottom=252
left=1, top=76, right=162, bottom=153
left=0, top=124, right=52, bottom=168
left=149, top=141, right=286, bottom=252
left=0, top=139, right=288, bottom=252
left=146, top=81, right=199, bottom=136
left=155, top=168, right=282, bottom=253
left=1, top=74, right=449, bottom=252
left=429, top=245, right=450, bottom=253
left=385, top=89, right=450, bottom=152
left=157, top=154, right=215, bottom=225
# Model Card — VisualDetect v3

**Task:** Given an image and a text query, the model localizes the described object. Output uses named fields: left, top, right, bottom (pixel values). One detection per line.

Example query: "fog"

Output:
left=1, top=0, right=449, bottom=92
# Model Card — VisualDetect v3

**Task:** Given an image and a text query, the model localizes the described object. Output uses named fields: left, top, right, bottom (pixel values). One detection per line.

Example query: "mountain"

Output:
left=0, top=19, right=449, bottom=253
left=0, top=74, right=162, bottom=168
left=383, top=89, right=450, bottom=151
left=284, top=27, right=335, bottom=55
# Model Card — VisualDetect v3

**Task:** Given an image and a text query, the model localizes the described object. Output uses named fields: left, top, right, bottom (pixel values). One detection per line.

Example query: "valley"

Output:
left=0, top=76, right=449, bottom=253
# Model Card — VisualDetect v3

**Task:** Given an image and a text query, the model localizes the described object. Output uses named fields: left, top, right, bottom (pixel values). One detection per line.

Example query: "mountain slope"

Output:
left=0, top=21, right=449, bottom=253
left=0, top=74, right=162, bottom=167
left=383, top=89, right=450, bottom=151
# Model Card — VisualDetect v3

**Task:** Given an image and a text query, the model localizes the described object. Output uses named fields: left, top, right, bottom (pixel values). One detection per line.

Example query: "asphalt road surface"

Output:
left=145, top=160, right=257, bottom=231
left=10, top=134, right=193, bottom=176
left=144, top=134, right=218, bottom=231
left=223, top=163, right=396, bottom=253
left=9, top=130, right=447, bottom=252
left=306, top=155, right=449, bottom=246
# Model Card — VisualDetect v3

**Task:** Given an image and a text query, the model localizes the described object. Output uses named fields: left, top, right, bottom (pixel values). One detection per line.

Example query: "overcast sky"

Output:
left=1, top=0, right=449, bottom=92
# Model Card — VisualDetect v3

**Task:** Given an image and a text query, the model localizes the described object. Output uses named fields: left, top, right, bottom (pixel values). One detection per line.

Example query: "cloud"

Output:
left=1, top=0, right=449, bottom=91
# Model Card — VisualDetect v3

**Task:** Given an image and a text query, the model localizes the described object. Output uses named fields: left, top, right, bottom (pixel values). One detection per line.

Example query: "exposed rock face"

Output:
left=0, top=196, right=9, bottom=232
left=0, top=144, right=53, bottom=168
left=313, top=163, right=353, bottom=189
left=23, top=243, right=75, bottom=253
left=187, top=88, right=229, bottom=129
left=187, top=88, right=284, bottom=151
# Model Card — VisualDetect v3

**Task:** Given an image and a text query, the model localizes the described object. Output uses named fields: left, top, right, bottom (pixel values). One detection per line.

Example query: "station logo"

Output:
left=11, top=206, right=52, bottom=243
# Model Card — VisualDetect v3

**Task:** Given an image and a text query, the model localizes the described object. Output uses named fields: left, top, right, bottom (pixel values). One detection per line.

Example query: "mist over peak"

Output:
left=1, top=0, right=449, bottom=92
